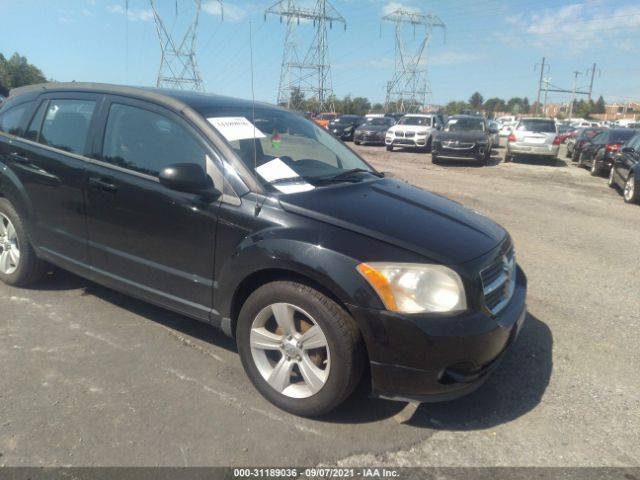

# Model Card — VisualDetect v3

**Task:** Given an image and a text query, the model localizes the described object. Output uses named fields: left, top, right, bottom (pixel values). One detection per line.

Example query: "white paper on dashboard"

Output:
left=255, top=158, right=315, bottom=194
left=207, top=117, right=266, bottom=142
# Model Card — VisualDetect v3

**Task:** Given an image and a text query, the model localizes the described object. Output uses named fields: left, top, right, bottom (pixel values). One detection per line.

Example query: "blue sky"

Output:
left=1, top=0, right=639, bottom=106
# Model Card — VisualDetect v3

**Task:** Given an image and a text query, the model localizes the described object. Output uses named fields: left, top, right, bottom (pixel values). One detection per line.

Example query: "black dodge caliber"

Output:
left=0, top=83, right=527, bottom=417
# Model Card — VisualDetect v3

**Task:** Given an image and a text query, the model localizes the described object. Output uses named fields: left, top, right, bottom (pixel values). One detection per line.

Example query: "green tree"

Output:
left=483, top=97, right=506, bottom=116
left=371, top=103, right=384, bottom=113
left=468, top=92, right=484, bottom=110
left=445, top=101, right=470, bottom=116
left=0, top=52, right=47, bottom=97
left=286, top=87, right=306, bottom=111
left=522, top=97, right=530, bottom=113
left=349, top=97, right=371, bottom=116
left=594, top=96, right=606, bottom=114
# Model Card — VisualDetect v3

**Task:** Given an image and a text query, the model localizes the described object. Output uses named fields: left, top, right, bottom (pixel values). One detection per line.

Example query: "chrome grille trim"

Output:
left=481, top=247, right=516, bottom=316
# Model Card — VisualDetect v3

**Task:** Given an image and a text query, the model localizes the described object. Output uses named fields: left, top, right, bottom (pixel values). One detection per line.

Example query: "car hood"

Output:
left=389, top=125, right=433, bottom=133
left=356, top=125, right=388, bottom=132
left=278, top=178, right=506, bottom=264
left=435, top=131, right=488, bottom=142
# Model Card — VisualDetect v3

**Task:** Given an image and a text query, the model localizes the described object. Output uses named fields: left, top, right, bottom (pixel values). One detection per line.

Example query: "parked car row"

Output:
left=571, top=128, right=640, bottom=204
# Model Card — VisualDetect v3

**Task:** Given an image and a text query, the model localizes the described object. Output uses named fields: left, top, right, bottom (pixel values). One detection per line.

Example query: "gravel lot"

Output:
left=0, top=143, right=638, bottom=467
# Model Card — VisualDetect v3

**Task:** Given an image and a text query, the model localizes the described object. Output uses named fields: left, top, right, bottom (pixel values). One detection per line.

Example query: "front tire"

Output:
left=0, top=198, right=46, bottom=287
left=236, top=281, right=364, bottom=417
left=386, top=144, right=393, bottom=152
left=590, top=158, right=601, bottom=176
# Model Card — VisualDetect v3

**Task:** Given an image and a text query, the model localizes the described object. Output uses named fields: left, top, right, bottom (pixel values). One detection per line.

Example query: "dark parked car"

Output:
left=353, top=116, right=395, bottom=145
left=0, top=83, right=527, bottom=416
left=328, top=115, right=363, bottom=141
left=432, top=115, right=496, bottom=165
left=578, top=128, right=638, bottom=176
left=567, top=127, right=606, bottom=161
left=608, top=132, right=640, bottom=204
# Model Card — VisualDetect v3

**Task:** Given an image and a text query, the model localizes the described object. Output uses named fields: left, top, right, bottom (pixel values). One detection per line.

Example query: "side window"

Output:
left=25, top=100, right=49, bottom=141
left=102, top=103, right=207, bottom=177
left=40, top=99, right=96, bottom=154
left=0, top=103, right=29, bottom=136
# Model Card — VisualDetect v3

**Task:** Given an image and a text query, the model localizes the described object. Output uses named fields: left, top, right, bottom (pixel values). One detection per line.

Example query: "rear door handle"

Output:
left=8, top=151, right=29, bottom=164
left=88, top=177, right=118, bottom=193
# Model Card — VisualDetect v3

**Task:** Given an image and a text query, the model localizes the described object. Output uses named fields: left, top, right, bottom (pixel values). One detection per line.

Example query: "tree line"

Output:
left=0, top=53, right=47, bottom=97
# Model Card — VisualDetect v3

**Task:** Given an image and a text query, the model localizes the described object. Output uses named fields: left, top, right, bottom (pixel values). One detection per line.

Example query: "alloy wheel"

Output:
left=249, top=303, right=330, bottom=399
left=0, top=213, right=20, bottom=275
left=624, top=175, right=635, bottom=202
left=608, top=167, right=616, bottom=187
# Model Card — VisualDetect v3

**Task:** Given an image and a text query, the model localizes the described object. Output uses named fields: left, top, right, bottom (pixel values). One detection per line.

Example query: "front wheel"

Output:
left=624, top=174, right=639, bottom=204
left=431, top=153, right=439, bottom=164
left=576, top=152, right=584, bottom=167
left=0, top=198, right=46, bottom=287
left=590, top=158, right=601, bottom=176
left=236, top=281, right=364, bottom=417
left=386, top=144, right=393, bottom=151
left=354, top=140, right=361, bottom=145
left=504, top=154, right=512, bottom=163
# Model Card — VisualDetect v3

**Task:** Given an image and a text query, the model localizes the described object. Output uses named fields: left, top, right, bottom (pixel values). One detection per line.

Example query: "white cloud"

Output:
left=501, top=2, right=640, bottom=54
left=107, top=4, right=154, bottom=22
left=381, top=2, right=419, bottom=17
left=202, top=1, right=247, bottom=23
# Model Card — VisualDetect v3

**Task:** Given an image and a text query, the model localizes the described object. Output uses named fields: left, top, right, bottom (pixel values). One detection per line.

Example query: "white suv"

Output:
left=385, top=114, right=441, bottom=152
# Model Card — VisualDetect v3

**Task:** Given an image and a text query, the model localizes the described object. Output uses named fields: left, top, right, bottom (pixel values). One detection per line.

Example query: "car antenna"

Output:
left=249, top=22, right=264, bottom=217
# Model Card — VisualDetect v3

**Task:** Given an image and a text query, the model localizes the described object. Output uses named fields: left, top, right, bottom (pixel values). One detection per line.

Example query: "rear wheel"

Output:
left=590, top=158, right=601, bottom=176
left=623, top=174, right=639, bottom=204
left=236, top=281, right=364, bottom=417
left=576, top=152, right=584, bottom=167
left=0, top=198, right=46, bottom=287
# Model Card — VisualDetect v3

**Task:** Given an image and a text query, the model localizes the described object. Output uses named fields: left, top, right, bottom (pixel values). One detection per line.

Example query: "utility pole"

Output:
left=586, top=63, right=600, bottom=102
left=543, top=76, right=551, bottom=116
left=534, top=57, right=548, bottom=116
left=266, top=0, right=345, bottom=112
left=567, top=71, right=582, bottom=120
left=381, top=8, right=445, bottom=113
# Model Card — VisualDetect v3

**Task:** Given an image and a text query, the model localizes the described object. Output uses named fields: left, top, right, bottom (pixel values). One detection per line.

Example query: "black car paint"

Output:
left=579, top=129, right=637, bottom=173
left=610, top=134, right=640, bottom=199
left=432, top=116, right=493, bottom=161
left=0, top=83, right=527, bottom=403
left=328, top=115, right=363, bottom=141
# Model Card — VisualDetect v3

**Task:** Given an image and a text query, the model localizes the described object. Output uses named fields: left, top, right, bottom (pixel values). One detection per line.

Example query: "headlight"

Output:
left=357, top=263, right=467, bottom=314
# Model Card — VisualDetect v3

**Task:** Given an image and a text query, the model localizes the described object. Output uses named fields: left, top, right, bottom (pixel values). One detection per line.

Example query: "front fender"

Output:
left=215, top=234, right=385, bottom=323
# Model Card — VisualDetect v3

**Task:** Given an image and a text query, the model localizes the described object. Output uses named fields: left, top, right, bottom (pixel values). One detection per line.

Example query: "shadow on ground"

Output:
left=28, top=270, right=552, bottom=428
left=509, top=156, right=568, bottom=167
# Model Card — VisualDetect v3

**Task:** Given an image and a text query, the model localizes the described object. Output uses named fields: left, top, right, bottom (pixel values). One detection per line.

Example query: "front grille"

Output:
left=442, top=141, right=475, bottom=149
left=405, top=131, right=416, bottom=138
left=481, top=246, right=516, bottom=316
left=395, top=131, right=405, bottom=137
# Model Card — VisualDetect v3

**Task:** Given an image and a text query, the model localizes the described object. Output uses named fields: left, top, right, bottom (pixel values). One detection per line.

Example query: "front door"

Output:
left=84, top=97, right=219, bottom=320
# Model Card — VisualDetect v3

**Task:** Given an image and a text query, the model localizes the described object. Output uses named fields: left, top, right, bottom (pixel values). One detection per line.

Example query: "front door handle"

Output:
left=88, top=177, right=118, bottom=193
left=8, top=151, right=29, bottom=164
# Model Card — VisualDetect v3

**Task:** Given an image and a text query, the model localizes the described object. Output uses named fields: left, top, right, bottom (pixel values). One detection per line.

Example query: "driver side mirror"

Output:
left=159, top=163, right=221, bottom=201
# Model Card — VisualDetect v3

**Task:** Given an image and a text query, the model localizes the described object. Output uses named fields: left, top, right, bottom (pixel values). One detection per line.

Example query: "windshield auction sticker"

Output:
left=207, top=117, right=266, bottom=142
left=255, top=158, right=315, bottom=194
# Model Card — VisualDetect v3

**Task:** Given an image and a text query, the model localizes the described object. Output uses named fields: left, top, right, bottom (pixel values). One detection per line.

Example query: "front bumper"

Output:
left=508, top=143, right=559, bottom=158
left=386, top=136, right=429, bottom=148
left=354, top=131, right=386, bottom=144
left=432, top=142, right=487, bottom=160
left=348, top=267, right=527, bottom=403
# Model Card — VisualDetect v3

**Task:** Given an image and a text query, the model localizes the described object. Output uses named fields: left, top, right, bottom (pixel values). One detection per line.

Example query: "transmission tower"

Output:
left=150, top=0, right=222, bottom=91
left=266, top=0, right=345, bottom=112
left=382, top=8, right=445, bottom=113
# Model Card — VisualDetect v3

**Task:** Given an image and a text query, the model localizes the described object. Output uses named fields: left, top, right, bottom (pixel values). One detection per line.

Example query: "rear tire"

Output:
left=623, top=174, right=639, bottom=204
left=590, top=158, right=601, bottom=176
left=576, top=152, right=584, bottom=167
left=0, top=198, right=46, bottom=287
left=236, top=281, right=364, bottom=417
left=608, top=166, right=617, bottom=188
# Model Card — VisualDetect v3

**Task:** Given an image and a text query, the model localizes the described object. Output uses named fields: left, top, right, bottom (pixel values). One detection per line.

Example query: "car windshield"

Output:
left=445, top=118, right=485, bottom=132
left=399, top=116, right=431, bottom=126
left=317, top=114, right=336, bottom=120
left=363, top=118, right=393, bottom=126
left=202, top=107, right=376, bottom=191
left=333, top=116, right=359, bottom=125
left=517, top=119, right=556, bottom=133
left=610, top=130, right=637, bottom=143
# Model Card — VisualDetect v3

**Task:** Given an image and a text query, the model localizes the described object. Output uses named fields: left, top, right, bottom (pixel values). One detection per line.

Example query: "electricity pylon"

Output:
left=382, top=8, right=445, bottom=113
left=150, top=0, right=222, bottom=91
left=266, top=0, right=345, bottom=112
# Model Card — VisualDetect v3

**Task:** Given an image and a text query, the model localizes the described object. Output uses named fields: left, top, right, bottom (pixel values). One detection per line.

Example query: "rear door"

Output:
left=84, top=96, right=220, bottom=320
left=0, top=93, right=101, bottom=272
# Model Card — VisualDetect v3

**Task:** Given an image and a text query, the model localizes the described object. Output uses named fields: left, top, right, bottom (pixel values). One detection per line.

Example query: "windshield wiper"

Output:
left=264, top=175, right=314, bottom=186
left=315, top=168, right=384, bottom=184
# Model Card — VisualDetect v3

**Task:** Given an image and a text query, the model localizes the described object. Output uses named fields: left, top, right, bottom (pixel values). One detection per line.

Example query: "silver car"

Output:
left=489, top=120, right=500, bottom=148
left=505, top=117, right=559, bottom=162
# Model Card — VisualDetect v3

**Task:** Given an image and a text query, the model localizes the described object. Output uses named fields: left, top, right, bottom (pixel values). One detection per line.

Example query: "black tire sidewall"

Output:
left=0, top=198, right=42, bottom=286
left=236, top=281, right=362, bottom=417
